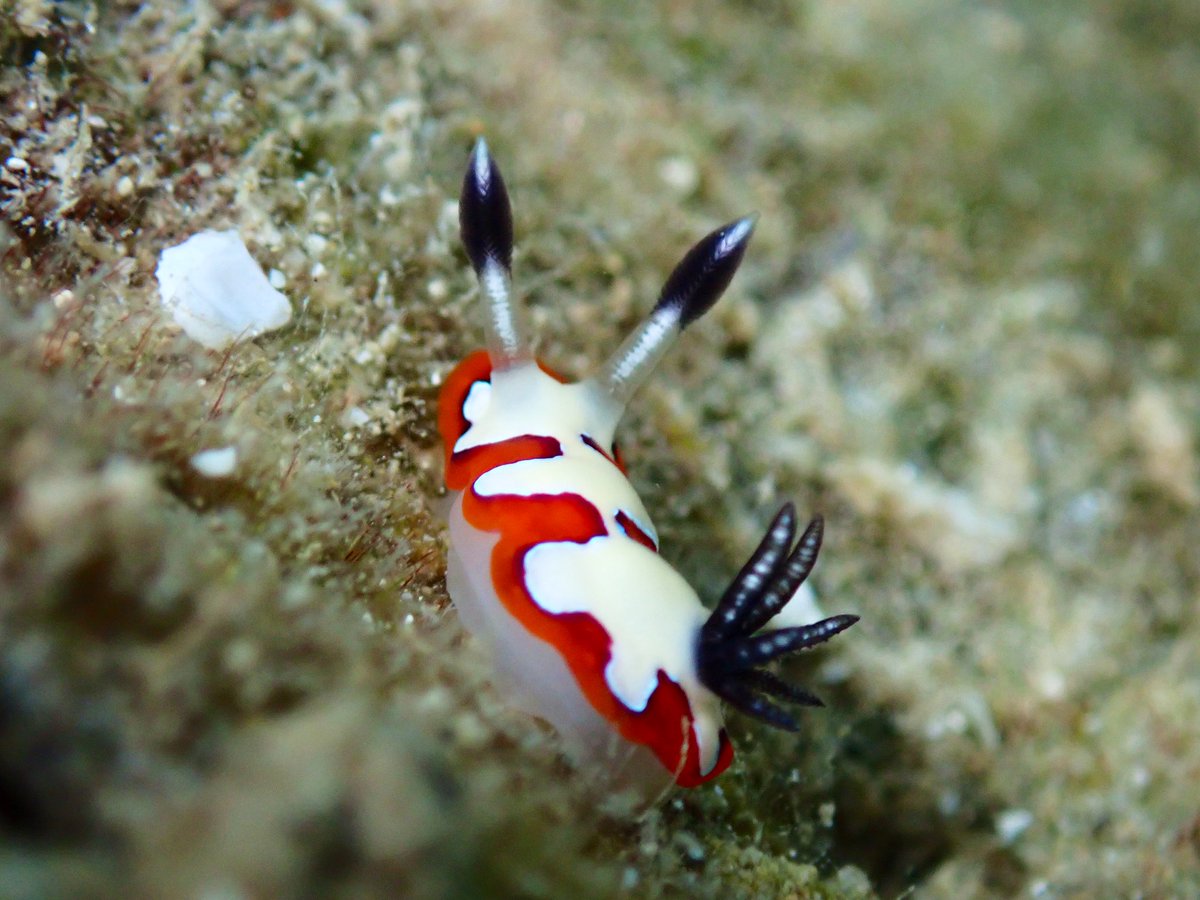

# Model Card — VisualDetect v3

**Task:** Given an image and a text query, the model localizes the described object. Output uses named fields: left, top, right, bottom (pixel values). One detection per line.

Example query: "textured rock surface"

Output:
left=2, top=1, right=1198, bottom=897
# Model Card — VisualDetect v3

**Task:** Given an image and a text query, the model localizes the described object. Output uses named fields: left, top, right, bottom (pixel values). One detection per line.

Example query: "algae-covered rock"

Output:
left=2, top=1, right=1199, bottom=897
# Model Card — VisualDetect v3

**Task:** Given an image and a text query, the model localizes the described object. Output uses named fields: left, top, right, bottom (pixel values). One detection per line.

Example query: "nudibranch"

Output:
left=438, top=139, right=858, bottom=787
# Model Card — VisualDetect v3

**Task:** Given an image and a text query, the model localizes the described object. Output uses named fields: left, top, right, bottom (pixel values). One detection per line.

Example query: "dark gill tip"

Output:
left=700, top=500, right=799, bottom=645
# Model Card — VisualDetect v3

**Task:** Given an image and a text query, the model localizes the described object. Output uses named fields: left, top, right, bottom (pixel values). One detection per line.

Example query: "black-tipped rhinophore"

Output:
left=459, top=138, right=514, bottom=276
left=697, top=504, right=859, bottom=731
left=653, top=215, right=756, bottom=327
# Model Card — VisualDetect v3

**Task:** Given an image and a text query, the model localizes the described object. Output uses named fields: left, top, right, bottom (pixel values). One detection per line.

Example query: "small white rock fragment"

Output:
left=268, top=268, right=287, bottom=289
left=995, top=808, right=1034, bottom=844
left=1035, top=668, right=1066, bottom=700
left=658, top=155, right=700, bottom=196
left=156, top=229, right=292, bottom=349
left=818, top=801, right=836, bottom=828
left=190, top=446, right=238, bottom=478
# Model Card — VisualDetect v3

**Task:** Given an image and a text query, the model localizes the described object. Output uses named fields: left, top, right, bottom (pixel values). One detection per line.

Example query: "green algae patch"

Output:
left=3, top=1, right=1199, bottom=897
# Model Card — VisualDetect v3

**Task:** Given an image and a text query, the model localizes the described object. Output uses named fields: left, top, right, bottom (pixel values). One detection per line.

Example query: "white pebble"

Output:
left=995, top=808, right=1034, bottom=844
left=658, top=155, right=699, bottom=196
left=190, top=446, right=238, bottom=478
left=156, top=230, right=292, bottom=349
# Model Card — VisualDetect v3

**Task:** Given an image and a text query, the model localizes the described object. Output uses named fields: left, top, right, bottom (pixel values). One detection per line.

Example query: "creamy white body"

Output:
left=449, top=362, right=726, bottom=776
